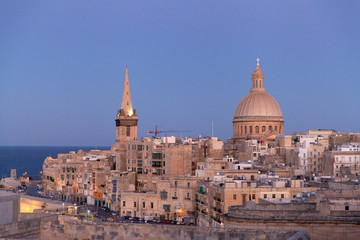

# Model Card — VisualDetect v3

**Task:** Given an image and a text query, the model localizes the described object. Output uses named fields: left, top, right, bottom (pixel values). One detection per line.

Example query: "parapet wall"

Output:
left=39, top=216, right=306, bottom=240
left=0, top=215, right=57, bottom=239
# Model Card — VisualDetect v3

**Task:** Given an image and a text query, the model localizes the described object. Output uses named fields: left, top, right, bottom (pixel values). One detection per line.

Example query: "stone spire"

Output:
left=251, top=58, right=265, bottom=92
left=121, top=67, right=134, bottom=116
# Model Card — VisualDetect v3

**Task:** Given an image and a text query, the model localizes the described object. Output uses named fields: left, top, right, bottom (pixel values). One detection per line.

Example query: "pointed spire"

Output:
left=121, top=66, right=134, bottom=116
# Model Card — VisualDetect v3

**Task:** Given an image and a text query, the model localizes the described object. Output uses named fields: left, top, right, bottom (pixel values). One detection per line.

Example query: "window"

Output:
left=186, top=193, right=190, bottom=199
left=269, top=126, right=272, bottom=131
left=151, top=202, right=154, bottom=208
left=112, top=187, right=117, bottom=193
left=255, top=126, right=259, bottom=134
left=256, top=80, right=258, bottom=87
left=152, top=153, right=162, bottom=159
left=264, top=194, right=267, bottom=198
left=123, top=201, right=126, bottom=207
left=249, top=126, right=253, bottom=134
left=160, top=191, right=168, bottom=199
left=281, top=194, right=284, bottom=198
left=241, top=126, right=243, bottom=134
left=187, top=182, right=190, bottom=188
left=272, top=194, right=276, bottom=198
left=143, top=202, right=145, bottom=208
left=134, top=202, right=136, bottom=207
left=345, top=206, right=349, bottom=211
left=275, top=126, right=278, bottom=131
left=233, top=194, right=237, bottom=200
left=245, top=126, right=247, bottom=134
left=262, top=126, right=266, bottom=132
left=174, top=181, right=177, bottom=187
left=252, top=194, right=255, bottom=200
left=126, top=126, right=131, bottom=136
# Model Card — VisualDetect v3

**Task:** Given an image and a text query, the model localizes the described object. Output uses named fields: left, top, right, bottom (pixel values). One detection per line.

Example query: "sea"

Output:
left=0, top=146, right=110, bottom=180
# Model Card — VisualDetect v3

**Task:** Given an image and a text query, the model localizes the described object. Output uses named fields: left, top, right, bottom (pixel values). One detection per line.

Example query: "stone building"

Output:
left=233, top=59, right=284, bottom=142
left=324, top=147, right=360, bottom=179
left=222, top=186, right=360, bottom=240
left=118, top=175, right=202, bottom=221
left=195, top=173, right=317, bottom=227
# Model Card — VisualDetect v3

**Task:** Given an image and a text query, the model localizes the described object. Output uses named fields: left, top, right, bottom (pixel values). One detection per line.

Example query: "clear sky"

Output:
left=1, top=1, right=359, bottom=146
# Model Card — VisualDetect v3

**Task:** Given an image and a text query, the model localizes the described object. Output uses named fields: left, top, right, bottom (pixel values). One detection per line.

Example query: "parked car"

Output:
left=100, top=206, right=110, bottom=212
left=120, top=216, right=130, bottom=222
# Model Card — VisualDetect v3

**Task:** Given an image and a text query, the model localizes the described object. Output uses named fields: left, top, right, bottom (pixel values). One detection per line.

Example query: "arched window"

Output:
left=255, top=126, right=259, bottom=134
left=256, top=81, right=258, bottom=88
left=262, top=126, right=266, bottom=132
left=241, top=126, right=243, bottom=135
left=269, top=126, right=272, bottom=131
left=249, top=126, right=253, bottom=134
left=260, top=81, right=262, bottom=88
left=245, top=126, right=247, bottom=134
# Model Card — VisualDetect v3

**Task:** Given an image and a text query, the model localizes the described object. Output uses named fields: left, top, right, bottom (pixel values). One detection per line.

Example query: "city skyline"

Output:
left=1, top=1, right=360, bottom=146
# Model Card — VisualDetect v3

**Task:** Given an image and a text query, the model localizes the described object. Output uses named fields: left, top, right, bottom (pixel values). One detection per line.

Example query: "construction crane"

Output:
left=147, top=125, right=191, bottom=138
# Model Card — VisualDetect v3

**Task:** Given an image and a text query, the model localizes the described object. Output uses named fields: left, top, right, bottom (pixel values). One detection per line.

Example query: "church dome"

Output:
left=232, top=59, right=284, bottom=142
left=234, top=91, right=282, bottom=118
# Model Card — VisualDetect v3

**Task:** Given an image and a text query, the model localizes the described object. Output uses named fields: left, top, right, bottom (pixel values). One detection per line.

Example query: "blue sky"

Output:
left=1, top=1, right=359, bottom=146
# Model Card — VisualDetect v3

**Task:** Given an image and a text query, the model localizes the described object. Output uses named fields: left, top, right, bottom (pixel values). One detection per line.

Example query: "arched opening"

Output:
left=260, top=81, right=262, bottom=88
left=256, top=81, right=258, bottom=88
left=255, top=126, right=259, bottom=134
left=262, top=126, right=266, bottom=132
left=268, top=126, right=272, bottom=131
left=241, top=126, right=243, bottom=135
left=249, top=126, right=253, bottom=134
left=245, top=126, right=247, bottom=134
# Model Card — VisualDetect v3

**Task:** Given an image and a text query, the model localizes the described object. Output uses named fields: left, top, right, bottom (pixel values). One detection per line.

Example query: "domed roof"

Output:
left=234, top=58, right=283, bottom=120
left=234, top=91, right=282, bottom=118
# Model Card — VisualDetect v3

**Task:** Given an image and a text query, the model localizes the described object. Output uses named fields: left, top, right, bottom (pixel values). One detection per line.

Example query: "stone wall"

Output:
left=40, top=216, right=305, bottom=240
left=0, top=215, right=57, bottom=239
left=223, top=216, right=360, bottom=240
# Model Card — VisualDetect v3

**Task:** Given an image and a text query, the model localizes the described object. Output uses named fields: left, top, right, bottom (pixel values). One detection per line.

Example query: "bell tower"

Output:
left=115, top=67, right=138, bottom=171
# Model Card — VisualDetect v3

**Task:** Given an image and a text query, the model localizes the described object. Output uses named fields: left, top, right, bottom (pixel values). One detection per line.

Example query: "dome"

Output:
left=234, top=91, right=283, bottom=119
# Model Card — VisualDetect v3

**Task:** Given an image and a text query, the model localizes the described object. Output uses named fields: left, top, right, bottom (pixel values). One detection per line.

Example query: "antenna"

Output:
left=212, top=120, right=214, bottom=138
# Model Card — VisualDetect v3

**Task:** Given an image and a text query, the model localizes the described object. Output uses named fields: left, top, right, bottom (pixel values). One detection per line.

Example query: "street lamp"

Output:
left=87, top=210, right=90, bottom=221
left=62, top=203, right=65, bottom=213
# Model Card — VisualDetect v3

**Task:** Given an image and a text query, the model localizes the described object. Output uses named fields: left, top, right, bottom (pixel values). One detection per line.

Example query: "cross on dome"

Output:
left=256, top=57, right=260, bottom=68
